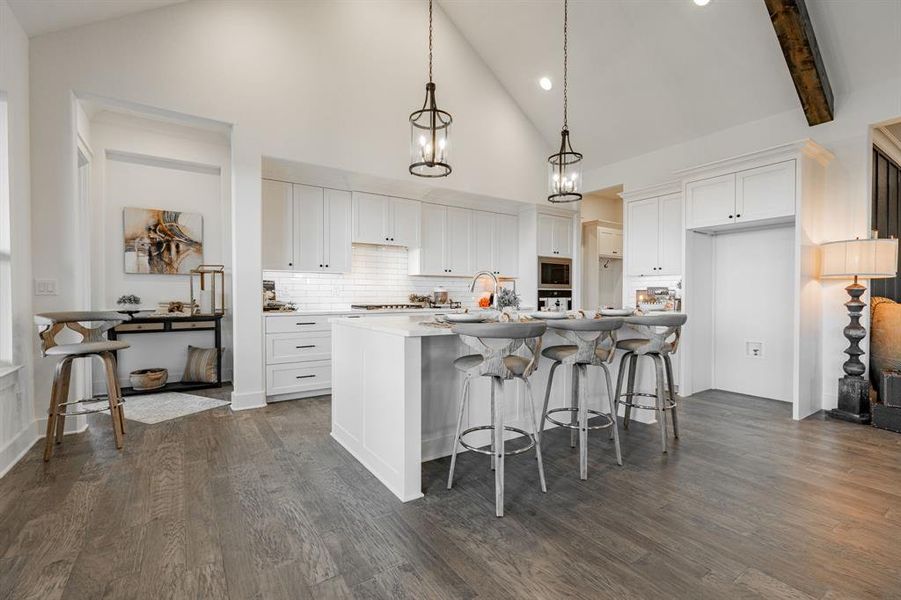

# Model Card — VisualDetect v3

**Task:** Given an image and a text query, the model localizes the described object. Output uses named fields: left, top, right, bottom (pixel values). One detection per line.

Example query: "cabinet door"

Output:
left=537, top=214, right=556, bottom=257
left=419, top=203, right=446, bottom=275
left=445, top=207, right=473, bottom=276
left=495, top=213, right=519, bottom=277
left=735, top=160, right=796, bottom=223
left=262, top=179, right=294, bottom=270
left=293, top=184, right=324, bottom=272
left=597, top=229, right=615, bottom=257
left=553, top=216, right=573, bottom=258
left=352, top=192, right=388, bottom=245
left=472, top=211, right=495, bottom=273
left=323, top=188, right=352, bottom=273
left=658, top=193, right=682, bottom=275
left=390, top=197, right=421, bottom=247
left=612, top=232, right=623, bottom=257
left=626, top=198, right=660, bottom=276
left=685, top=173, right=735, bottom=229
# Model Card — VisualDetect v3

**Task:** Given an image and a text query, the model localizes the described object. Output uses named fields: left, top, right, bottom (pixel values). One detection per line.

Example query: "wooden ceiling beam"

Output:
left=764, top=0, right=834, bottom=126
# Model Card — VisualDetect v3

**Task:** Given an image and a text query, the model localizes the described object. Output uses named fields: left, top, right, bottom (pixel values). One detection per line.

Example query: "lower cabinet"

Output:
left=264, top=315, right=339, bottom=399
left=266, top=361, right=331, bottom=396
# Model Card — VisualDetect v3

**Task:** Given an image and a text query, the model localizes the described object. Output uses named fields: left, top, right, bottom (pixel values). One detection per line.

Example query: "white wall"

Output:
left=27, top=0, right=550, bottom=411
left=0, top=0, right=36, bottom=476
left=585, top=73, right=901, bottom=412
left=86, top=111, right=233, bottom=387
left=713, top=226, right=795, bottom=403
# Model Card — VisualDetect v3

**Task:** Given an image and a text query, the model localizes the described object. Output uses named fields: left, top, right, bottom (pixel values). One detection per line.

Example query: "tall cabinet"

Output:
left=623, top=184, right=683, bottom=278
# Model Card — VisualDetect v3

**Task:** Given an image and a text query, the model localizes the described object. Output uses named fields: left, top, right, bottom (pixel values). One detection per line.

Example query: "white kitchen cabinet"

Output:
left=735, top=161, right=796, bottom=223
left=685, top=160, right=796, bottom=230
left=324, top=188, right=352, bottom=273
left=262, top=179, right=294, bottom=270
left=445, top=207, right=473, bottom=275
left=413, top=203, right=448, bottom=276
left=658, top=193, right=682, bottom=275
left=292, top=184, right=351, bottom=273
left=472, top=211, right=519, bottom=277
left=597, top=227, right=623, bottom=258
left=495, top=213, right=519, bottom=277
left=538, top=213, right=573, bottom=258
left=626, top=198, right=660, bottom=276
left=352, top=192, right=421, bottom=247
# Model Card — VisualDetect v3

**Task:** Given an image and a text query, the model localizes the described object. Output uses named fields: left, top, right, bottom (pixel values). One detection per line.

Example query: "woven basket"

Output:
left=129, top=368, right=168, bottom=391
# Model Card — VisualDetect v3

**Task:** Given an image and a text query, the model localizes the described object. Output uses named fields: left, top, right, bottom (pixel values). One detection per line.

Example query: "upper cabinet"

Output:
left=352, top=192, right=421, bottom=247
left=537, top=213, right=573, bottom=258
left=685, top=160, right=796, bottom=230
left=597, top=227, right=623, bottom=259
left=625, top=191, right=682, bottom=277
left=261, top=179, right=352, bottom=273
left=472, top=211, right=519, bottom=277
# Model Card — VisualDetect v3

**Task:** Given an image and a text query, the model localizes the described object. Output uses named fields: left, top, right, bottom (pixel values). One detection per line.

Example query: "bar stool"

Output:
left=538, top=318, right=624, bottom=479
left=614, top=313, right=687, bottom=454
left=35, top=311, right=131, bottom=461
left=446, top=322, right=548, bottom=517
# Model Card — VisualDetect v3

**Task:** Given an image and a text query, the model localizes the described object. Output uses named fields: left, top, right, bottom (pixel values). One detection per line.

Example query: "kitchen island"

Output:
left=330, top=314, right=675, bottom=502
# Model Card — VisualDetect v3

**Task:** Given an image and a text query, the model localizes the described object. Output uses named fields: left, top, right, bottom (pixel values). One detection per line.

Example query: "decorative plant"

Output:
left=116, top=294, right=142, bottom=306
left=496, top=287, right=521, bottom=310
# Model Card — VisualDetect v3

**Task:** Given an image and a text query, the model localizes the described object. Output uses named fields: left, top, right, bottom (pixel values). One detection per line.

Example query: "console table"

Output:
left=108, top=314, right=223, bottom=397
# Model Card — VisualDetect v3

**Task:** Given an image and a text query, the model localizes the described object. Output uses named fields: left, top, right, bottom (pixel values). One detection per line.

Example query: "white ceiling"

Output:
left=7, top=0, right=185, bottom=37
left=439, top=0, right=901, bottom=170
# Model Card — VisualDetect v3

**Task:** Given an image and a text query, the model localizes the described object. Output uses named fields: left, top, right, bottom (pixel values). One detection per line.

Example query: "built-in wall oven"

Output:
left=538, top=257, right=572, bottom=289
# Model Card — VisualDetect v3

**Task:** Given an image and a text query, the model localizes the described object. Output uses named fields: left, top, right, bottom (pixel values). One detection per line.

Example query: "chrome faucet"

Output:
left=470, top=271, right=499, bottom=309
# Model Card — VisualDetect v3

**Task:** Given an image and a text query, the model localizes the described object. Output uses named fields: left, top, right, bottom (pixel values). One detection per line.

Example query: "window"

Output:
left=0, top=94, right=12, bottom=365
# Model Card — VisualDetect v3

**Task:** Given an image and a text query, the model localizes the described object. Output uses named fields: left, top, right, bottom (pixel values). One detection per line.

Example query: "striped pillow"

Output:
left=182, top=345, right=219, bottom=383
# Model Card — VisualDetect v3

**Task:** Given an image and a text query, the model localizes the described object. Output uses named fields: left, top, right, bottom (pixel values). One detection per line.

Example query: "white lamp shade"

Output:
left=820, top=238, right=898, bottom=279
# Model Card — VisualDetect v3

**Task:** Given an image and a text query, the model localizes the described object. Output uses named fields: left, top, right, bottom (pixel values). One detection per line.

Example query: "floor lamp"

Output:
left=820, top=235, right=898, bottom=423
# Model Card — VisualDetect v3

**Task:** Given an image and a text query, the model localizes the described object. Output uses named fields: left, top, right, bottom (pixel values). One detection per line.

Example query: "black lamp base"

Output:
left=827, top=376, right=871, bottom=424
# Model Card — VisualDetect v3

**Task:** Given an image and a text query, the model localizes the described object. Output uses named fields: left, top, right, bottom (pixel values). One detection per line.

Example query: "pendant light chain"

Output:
left=563, top=0, right=568, bottom=130
left=428, top=0, right=433, bottom=83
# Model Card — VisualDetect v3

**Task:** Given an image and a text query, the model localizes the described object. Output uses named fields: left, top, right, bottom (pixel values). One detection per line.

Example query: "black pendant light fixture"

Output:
left=548, top=0, right=582, bottom=203
left=409, top=0, right=452, bottom=177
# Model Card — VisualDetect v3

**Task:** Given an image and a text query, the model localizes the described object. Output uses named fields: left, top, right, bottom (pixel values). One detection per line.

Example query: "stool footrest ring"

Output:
left=458, top=425, right=536, bottom=457
left=544, top=407, right=613, bottom=430
left=55, top=396, right=124, bottom=417
left=619, top=391, right=677, bottom=411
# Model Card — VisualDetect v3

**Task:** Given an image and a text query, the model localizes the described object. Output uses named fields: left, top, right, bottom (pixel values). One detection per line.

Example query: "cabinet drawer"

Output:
left=266, top=332, right=331, bottom=364
left=171, top=320, right=216, bottom=330
left=266, top=361, right=331, bottom=395
left=115, top=322, right=165, bottom=332
left=266, top=315, right=331, bottom=333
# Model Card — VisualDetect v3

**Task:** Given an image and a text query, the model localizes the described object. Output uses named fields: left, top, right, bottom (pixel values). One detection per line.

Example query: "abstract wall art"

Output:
left=123, top=207, right=204, bottom=275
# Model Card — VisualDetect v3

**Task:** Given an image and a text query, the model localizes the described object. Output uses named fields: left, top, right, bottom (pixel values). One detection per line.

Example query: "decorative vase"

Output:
left=130, top=368, right=168, bottom=391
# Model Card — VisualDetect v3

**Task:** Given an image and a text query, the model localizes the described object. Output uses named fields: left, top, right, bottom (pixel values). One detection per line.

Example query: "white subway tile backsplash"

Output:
left=265, top=245, right=496, bottom=310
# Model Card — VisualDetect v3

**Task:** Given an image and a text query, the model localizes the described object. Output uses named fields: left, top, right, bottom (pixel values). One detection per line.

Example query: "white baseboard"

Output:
left=230, top=389, right=266, bottom=411
left=0, top=418, right=89, bottom=479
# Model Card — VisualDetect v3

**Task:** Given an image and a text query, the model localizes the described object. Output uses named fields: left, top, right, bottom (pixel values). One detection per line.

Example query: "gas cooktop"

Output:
left=350, top=303, right=426, bottom=311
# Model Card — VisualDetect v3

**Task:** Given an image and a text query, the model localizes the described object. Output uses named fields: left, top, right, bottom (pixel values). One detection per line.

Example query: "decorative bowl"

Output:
left=129, top=368, right=168, bottom=391
left=445, top=313, right=487, bottom=323
left=600, top=308, right=633, bottom=317
left=530, top=311, right=568, bottom=320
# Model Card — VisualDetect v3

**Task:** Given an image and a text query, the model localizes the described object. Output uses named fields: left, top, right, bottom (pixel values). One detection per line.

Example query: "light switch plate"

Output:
left=34, top=279, right=58, bottom=296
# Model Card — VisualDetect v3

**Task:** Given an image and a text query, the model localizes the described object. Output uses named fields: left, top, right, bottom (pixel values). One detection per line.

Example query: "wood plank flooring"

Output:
left=1, top=389, right=900, bottom=599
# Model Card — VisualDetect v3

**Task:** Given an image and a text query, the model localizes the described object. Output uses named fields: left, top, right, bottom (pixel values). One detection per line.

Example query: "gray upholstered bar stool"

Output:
left=538, top=317, right=624, bottom=480
left=614, top=313, right=688, bottom=454
left=446, top=321, right=548, bottom=517
left=35, top=311, right=131, bottom=461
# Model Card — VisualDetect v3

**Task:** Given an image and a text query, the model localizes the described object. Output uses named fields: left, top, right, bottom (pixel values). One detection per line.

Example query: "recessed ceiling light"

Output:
left=693, top=0, right=710, bottom=5
left=539, top=77, right=553, bottom=91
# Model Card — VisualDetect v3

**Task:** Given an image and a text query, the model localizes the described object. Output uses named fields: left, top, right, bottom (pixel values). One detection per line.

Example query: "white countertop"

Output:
left=264, top=307, right=454, bottom=317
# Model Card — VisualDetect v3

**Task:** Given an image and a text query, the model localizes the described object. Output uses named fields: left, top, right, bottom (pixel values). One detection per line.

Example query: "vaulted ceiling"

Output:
left=439, top=0, right=901, bottom=170
left=7, top=0, right=185, bottom=36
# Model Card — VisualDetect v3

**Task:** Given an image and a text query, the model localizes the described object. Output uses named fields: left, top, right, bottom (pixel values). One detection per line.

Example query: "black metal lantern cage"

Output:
left=409, top=82, right=452, bottom=177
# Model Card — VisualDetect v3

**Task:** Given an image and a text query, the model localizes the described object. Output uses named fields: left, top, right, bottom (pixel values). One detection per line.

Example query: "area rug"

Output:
left=85, top=392, right=230, bottom=425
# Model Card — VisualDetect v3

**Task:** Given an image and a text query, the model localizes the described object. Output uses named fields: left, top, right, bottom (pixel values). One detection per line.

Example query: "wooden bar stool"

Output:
left=539, top=317, right=624, bottom=479
left=35, top=312, right=131, bottom=461
left=446, top=322, right=548, bottom=517
left=613, top=313, right=687, bottom=454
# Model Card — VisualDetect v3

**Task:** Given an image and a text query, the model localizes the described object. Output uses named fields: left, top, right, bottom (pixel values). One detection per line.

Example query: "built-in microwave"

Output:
left=538, top=257, right=572, bottom=289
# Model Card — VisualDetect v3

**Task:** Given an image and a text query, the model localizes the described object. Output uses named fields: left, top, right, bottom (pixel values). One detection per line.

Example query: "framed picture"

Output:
left=123, top=207, right=204, bottom=275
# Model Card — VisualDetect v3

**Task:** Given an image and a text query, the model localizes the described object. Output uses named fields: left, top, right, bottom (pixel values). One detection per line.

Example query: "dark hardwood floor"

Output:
left=1, top=389, right=900, bottom=599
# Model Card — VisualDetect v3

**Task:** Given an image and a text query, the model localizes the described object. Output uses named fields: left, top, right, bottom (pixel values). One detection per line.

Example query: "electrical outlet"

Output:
left=34, top=279, right=58, bottom=296
left=746, top=341, right=764, bottom=359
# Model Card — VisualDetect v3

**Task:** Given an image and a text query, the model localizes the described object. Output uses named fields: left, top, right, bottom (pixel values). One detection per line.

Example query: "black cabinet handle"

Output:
left=728, top=215, right=733, bottom=219
left=319, top=264, right=323, bottom=267
left=288, top=262, right=293, bottom=266
left=736, top=213, right=741, bottom=218
left=296, top=374, right=316, bottom=379
left=295, top=345, right=315, bottom=349
left=296, top=322, right=316, bottom=326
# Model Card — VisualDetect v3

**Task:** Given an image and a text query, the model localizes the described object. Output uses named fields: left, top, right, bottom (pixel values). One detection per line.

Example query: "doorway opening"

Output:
left=580, top=185, right=624, bottom=309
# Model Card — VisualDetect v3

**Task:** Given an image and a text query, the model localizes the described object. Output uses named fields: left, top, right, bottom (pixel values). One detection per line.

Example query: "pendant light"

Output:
left=548, top=0, right=582, bottom=203
left=409, top=0, right=452, bottom=177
